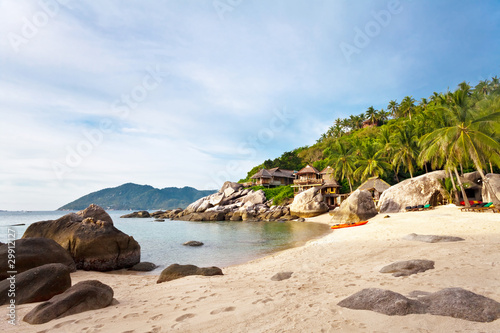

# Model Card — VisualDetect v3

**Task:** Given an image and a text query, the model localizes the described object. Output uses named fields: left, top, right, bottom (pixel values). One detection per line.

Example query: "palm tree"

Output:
left=365, top=106, right=378, bottom=125
left=333, top=142, right=356, bottom=192
left=419, top=88, right=500, bottom=206
left=392, top=124, right=419, bottom=178
left=387, top=100, right=399, bottom=118
left=354, top=143, right=392, bottom=182
left=399, top=96, right=416, bottom=120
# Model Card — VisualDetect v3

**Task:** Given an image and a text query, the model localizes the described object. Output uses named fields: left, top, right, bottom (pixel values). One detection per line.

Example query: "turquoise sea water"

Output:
left=0, top=211, right=330, bottom=272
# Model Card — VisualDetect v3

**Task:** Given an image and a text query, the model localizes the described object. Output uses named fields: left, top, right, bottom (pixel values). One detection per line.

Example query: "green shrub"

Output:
left=249, top=185, right=294, bottom=206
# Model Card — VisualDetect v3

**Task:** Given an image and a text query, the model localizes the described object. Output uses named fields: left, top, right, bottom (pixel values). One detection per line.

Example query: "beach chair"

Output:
left=422, top=204, right=433, bottom=210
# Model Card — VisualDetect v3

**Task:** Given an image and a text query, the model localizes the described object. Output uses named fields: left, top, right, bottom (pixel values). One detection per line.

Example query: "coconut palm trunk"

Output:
left=447, top=168, right=460, bottom=204
left=454, top=167, right=470, bottom=207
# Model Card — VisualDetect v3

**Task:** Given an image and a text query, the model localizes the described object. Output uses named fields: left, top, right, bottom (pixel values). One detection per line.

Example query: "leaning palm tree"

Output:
left=419, top=88, right=500, bottom=206
left=333, top=141, right=356, bottom=192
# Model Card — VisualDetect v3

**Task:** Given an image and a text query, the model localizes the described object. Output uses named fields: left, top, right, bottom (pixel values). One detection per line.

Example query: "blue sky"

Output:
left=1, top=0, right=499, bottom=210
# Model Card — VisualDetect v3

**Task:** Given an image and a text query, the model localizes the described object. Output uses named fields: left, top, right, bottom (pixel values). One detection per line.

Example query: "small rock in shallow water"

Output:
left=129, top=262, right=158, bottom=272
left=183, top=241, right=204, bottom=247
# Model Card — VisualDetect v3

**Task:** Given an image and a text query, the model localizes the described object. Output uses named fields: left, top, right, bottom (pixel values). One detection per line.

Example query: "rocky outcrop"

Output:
left=0, top=263, right=71, bottom=305
left=289, top=187, right=329, bottom=218
left=0, top=238, right=76, bottom=280
left=331, top=189, right=377, bottom=223
left=22, top=205, right=140, bottom=271
left=23, top=280, right=114, bottom=325
left=378, top=171, right=447, bottom=213
left=157, top=264, right=223, bottom=283
left=482, top=173, right=500, bottom=203
left=166, top=182, right=295, bottom=222
left=338, top=287, right=500, bottom=322
left=120, top=211, right=150, bottom=218
left=402, top=233, right=464, bottom=243
left=379, top=260, right=435, bottom=277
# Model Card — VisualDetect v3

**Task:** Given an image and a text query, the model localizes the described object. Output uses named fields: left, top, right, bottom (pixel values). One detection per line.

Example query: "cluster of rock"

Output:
left=338, top=287, right=500, bottom=322
left=0, top=239, right=115, bottom=325
left=23, top=204, right=140, bottom=271
left=148, top=182, right=302, bottom=222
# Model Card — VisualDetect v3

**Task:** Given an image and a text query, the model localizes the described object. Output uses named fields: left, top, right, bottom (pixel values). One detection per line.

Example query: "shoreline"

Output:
left=5, top=205, right=500, bottom=332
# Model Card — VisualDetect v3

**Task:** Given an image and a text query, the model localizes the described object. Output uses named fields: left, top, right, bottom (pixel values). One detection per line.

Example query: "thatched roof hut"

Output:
left=250, top=168, right=272, bottom=179
left=358, top=176, right=391, bottom=198
left=297, top=165, right=319, bottom=176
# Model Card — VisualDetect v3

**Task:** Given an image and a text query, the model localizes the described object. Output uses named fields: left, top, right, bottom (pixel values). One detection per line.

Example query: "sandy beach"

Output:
left=4, top=204, right=500, bottom=332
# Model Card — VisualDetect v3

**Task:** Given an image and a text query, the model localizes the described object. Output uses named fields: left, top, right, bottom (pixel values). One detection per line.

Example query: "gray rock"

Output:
left=378, top=171, right=447, bottom=213
left=420, top=288, right=500, bottom=322
left=271, top=272, right=293, bottom=281
left=338, top=288, right=427, bottom=316
left=338, top=287, right=500, bottom=322
left=240, top=190, right=266, bottom=206
left=0, top=263, right=71, bottom=305
left=157, top=264, right=223, bottom=283
left=403, top=233, right=464, bottom=243
left=183, top=241, right=204, bottom=247
left=482, top=173, right=500, bottom=204
left=0, top=238, right=76, bottom=280
left=23, top=205, right=140, bottom=271
left=219, top=181, right=243, bottom=194
left=331, top=189, right=378, bottom=223
left=23, top=280, right=114, bottom=325
left=128, top=262, right=158, bottom=272
left=380, top=260, right=435, bottom=277
left=290, top=187, right=329, bottom=218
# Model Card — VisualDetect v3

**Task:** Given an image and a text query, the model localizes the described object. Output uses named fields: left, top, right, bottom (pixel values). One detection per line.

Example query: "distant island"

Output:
left=58, top=183, right=216, bottom=211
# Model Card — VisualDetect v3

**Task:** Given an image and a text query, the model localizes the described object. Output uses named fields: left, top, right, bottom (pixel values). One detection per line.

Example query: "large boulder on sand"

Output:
left=23, top=280, right=114, bottom=325
left=0, top=238, right=76, bottom=280
left=157, top=264, right=223, bottom=283
left=331, top=189, right=377, bottom=223
left=290, top=187, right=329, bottom=218
left=22, top=205, right=140, bottom=271
left=482, top=173, right=500, bottom=204
left=378, top=171, right=447, bottom=213
left=0, top=263, right=71, bottom=305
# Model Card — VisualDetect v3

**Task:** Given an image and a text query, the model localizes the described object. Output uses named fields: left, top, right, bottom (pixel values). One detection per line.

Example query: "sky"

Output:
left=1, top=0, right=499, bottom=210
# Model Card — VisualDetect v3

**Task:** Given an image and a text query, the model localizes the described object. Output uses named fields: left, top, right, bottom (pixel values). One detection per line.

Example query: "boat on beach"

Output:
left=330, top=221, right=368, bottom=229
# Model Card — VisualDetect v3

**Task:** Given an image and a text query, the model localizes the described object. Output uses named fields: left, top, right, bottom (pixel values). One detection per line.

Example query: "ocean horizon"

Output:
left=0, top=210, right=330, bottom=272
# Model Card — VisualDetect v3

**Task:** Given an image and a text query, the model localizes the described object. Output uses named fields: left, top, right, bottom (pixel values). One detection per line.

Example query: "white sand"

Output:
left=4, top=205, right=500, bottom=332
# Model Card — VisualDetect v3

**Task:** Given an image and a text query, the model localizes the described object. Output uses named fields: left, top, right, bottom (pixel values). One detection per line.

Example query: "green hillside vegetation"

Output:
left=241, top=77, right=500, bottom=206
left=58, top=183, right=216, bottom=210
left=249, top=185, right=295, bottom=205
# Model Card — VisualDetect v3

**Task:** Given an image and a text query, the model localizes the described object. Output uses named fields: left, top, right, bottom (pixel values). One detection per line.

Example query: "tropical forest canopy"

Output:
left=240, top=77, right=500, bottom=195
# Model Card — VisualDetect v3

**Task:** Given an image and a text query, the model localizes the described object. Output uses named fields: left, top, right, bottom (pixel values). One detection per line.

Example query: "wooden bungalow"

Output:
left=357, top=176, right=391, bottom=201
left=250, top=167, right=295, bottom=188
left=292, top=165, right=322, bottom=194
left=319, top=166, right=343, bottom=207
